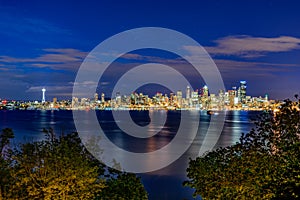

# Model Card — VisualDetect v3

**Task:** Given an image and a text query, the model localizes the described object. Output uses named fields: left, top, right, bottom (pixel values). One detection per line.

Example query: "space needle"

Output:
left=42, top=88, right=46, bottom=103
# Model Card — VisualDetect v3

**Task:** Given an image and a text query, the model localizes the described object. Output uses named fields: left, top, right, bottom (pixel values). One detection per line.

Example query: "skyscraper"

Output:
left=203, top=85, right=209, bottom=97
left=239, top=81, right=247, bottom=104
left=191, top=91, right=199, bottom=106
left=176, top=90, right=182, bottom=107
left=94, top=93, right=98, bottom=102
left=177, top=90, right=182, bottom=100
left=169, top=92, right=174, bottom=104
left=53, top=97, right=57, bottom=105
left=218, top=89, right=224, bottom=109
left=101, top=93, right=105, bottom=103
left=116, top=92, right=121, bottom=105
left=201, top=85, right=209, bottom=109
left=186, top=85, right=191, bottom=99
left=228, top=90, right=236, bottom=107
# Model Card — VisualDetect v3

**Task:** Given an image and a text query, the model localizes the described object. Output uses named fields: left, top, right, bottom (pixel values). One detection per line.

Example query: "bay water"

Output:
left=0, top=110, right=259, bottom=199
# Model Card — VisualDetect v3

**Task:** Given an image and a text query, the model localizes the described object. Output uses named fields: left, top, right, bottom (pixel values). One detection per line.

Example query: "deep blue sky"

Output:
left=0, top=0, right=300, bottom=100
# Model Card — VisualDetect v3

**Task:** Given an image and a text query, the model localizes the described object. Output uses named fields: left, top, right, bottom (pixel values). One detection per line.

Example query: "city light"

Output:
left=0, top=81, right=280, bottom=111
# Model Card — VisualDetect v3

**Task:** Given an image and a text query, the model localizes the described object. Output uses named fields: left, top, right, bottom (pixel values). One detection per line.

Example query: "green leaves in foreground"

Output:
left=0, top=130, right=148, bottom=200
left=100, top=173, right=148, bottom=200
left=184, top=99, right=300, bottom=199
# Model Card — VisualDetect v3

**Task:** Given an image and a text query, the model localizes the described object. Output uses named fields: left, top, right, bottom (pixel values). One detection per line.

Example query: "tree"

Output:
left=100, top=172, right=148, bottom=200
left=184, top=99, right=300, bottom=199
left=0, top=129, right=148, bottom=199
left=7, top=132, right=105, bottom=199
left=0, top=128, right=14, bottom=154
left=0, top=128, right=14, bottom=199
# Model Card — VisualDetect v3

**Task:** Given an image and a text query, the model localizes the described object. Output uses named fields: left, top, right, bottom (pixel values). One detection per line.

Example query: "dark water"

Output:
left=0, top=110, right=260, bottom=200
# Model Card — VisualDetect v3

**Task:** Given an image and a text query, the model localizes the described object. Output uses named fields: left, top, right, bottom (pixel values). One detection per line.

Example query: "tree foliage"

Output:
left=184, top=99, right=300, bottom=199
left=7, top=132, right=105, bottom=199
left=100, top=172, right=148, bottom=200
left=0, top=129, right=148, bottom=200
left=0, top=128, right=14, bottom=154
left=0, top=128, right=14, bottom=199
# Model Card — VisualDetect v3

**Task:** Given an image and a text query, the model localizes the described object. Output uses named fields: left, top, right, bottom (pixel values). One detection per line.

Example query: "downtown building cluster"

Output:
left=72, top=81, right=275, bottom=111
left=0, top=81, right=277, bottom=111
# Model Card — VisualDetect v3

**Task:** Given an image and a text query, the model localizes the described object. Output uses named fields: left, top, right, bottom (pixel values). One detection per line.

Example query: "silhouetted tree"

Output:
left=184, top=99, right=300, bottom=199
left=0, top=128, right=14, bottom=154
left=0, top=128, right=14, bottom=200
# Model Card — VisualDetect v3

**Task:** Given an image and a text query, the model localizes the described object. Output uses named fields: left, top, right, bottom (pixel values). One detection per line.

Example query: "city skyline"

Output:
left=1, top=1, right=300, bottom=100
left=1, top=80, right=276, bottom=112
left=0, top=79, right=267, bottom=102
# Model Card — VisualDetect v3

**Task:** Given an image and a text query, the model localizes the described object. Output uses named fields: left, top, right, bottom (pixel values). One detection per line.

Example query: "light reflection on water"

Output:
left=0, top=110, right=259, bottom=200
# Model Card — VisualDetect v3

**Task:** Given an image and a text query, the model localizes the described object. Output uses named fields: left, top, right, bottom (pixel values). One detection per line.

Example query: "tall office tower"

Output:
left=232, top=86, right=237, bottom=95
left=116, top=92, right=121, bottom=105
left=239, top=81, right=247, bottom=103
left=228, top=90, right=236, bottom=107
left=191, top=91, right=199, bottom=105
left=101, top=93, right=105, bottom=103
left=53, top=97, right=57, bottom=105
left=265, top=94, right=268, bottom=102
left=42, top=88, right=46, bottom=103
left=164, top=94, right=169, bottom=104
left=139, top=93, right=145, bottom=105
left=72, top=97, right=79, bottom=108
left=200, top=85, right=209, bottom=109
left=94, top=93, right=98, bottom=102
left=169, top=93, right=174, bottom=104
left=130, top=93, right=137, bottom=105
left=143, top=95, right=149, bottom=105
left=203, top=85, right=209, bottom=97
left=177, top=90, right=182, bottom=107
left=218, top=89, right=225, bottom=109
left=186, top=85, right=191, bottom=99
left=218, top=89, right=224, bottom=98
left=177, top=90, right=182, bottom=100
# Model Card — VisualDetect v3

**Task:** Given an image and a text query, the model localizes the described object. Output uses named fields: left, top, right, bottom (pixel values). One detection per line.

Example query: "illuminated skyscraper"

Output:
left=191, top=91, right=199, bottom=105
left=218, top=89, right=224, bottom=109
left=101, top=93, right=105, bottom=103
left=42, top=88, right=46, bottom=103
left=94, top=93, right=98, bottom=102
left=203, top=85, right=209, bottom=97
left=201, top=85, right=209, bottom=109
left=169, top=93, right=174, bottom=104
left=177, top=90, right=182, bottom=100
left=239, top=81, right=247, bottom=103
left=116, top=92, right=121, bottom=105
left=228, top=90, right=236, bottom=107
left=265, top=94, right=268, bottom=102
left=232, top=87, right=237, bottom=95
left=176, top=90, right=182, bottom=107
left=71, top=97, right=79, bottom=108
left=130, top=93, right=137, bottom=105
left=53, top=97, right=57, bottom=105
left=186, top=85, right=191, bottom=99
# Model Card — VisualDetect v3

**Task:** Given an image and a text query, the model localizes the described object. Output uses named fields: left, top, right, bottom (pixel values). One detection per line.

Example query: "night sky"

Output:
left=0, top=0, right=300, bottom=100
